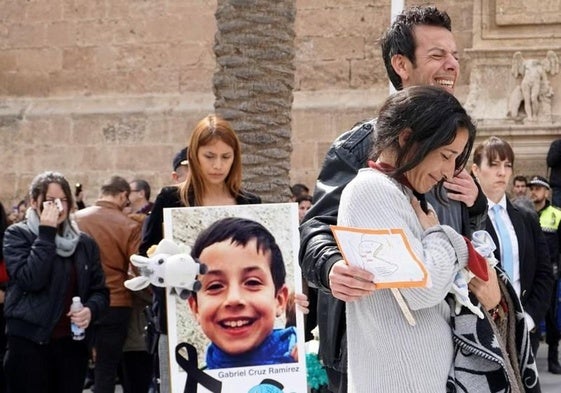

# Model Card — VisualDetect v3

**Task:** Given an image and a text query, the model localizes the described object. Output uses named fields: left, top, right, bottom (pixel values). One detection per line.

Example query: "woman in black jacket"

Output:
left=3, top=171, right=109, bottom=393
left=472, top=137, right=554, bottom=356
left=140, top=114, right=261, bottom=392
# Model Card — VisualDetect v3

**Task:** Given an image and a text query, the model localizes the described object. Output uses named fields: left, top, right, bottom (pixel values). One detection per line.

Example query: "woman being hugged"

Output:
left=338, top=86, right=477, bottom=392
left=140, top=114, right=261, bottom=391
left=3, top=171, right=109, bottom=393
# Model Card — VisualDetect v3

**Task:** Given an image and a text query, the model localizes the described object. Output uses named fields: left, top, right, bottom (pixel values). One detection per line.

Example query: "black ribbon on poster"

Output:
left=175, top=342, right=222, bottom=393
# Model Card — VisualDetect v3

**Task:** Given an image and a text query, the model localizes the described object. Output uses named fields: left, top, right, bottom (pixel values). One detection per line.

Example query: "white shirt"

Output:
left=488, top=195, right=535, bottom=330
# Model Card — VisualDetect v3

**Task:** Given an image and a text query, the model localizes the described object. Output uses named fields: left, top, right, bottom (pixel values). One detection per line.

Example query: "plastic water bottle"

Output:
left=70, top=296, right=85, bottom=341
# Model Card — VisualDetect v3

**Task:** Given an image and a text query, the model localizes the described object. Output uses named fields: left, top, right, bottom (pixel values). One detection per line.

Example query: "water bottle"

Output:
left=70, top=296, right=86, bottom=341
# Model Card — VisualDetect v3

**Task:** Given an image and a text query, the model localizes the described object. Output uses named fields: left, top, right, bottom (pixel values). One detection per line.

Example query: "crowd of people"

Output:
left=299, top=5, right=560, bottom=393
left=0, top=119, right=313, bottom=393
left=0, top=4, right=560, bottom=393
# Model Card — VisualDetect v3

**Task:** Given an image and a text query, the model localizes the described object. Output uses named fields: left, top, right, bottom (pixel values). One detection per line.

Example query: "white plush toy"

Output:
left=449, top=230, right=499, bottom=319
left=125, top=238, right=207, bottom=298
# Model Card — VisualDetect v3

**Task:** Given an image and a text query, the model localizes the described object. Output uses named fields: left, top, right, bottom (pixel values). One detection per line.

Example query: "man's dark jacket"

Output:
left=547, top=139, right=561, bottom=189
left=299, top=119, right=488, bottom=381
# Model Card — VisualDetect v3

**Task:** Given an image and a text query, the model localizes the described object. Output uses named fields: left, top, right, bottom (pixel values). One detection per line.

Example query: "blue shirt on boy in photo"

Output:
left=205, top=327, right=297, bottom=369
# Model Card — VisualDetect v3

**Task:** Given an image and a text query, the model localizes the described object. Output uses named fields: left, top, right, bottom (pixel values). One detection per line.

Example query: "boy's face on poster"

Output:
left=188, top=238, right=289, bottom=356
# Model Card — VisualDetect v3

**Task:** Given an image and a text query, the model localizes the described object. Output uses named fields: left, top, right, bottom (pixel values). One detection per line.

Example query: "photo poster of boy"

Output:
left=163, top=203, right=307, bottom=393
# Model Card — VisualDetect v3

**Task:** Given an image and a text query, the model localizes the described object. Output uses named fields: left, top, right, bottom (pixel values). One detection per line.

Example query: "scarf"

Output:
left=26, top=208, right=81, bottom=257
left=446, top=267, right=539, bottom=393
left=368, top=161, right=429, bottom=213
left=205, top=327, right=297, bottom=369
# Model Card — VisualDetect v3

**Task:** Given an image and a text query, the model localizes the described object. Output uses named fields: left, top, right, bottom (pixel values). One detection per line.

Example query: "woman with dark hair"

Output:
left=2, top=171, right=109, bottom=393
left=337, top=86, right=477, bottom=392
left=140, top=114, right=261, bottom=391
left=472, top=137, right=553, bottom=355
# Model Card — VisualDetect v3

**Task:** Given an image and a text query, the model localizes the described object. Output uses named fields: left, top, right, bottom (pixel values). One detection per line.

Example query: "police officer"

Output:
left=529, top=175, right=561, bottom=374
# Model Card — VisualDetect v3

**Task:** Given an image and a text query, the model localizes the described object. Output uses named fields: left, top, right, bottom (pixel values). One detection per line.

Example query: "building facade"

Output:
left=0, top=0, right=560, bottom=205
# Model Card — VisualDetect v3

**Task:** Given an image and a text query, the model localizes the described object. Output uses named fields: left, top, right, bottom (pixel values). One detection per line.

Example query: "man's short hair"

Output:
left=101, top=176, right=130, bottom=196
left=191, top=217, right=286, bottom=293
left=131, top=179, right=151, bottom=200
left=295, top=194, right=313, bottom=204
left=380, top=5, right=452, bottom=90
left=513, top=175, right=528, bottom=185
left=290, top=183, right=309, bottom=198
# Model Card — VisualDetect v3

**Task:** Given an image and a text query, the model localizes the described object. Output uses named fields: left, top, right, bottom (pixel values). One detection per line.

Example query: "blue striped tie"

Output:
left=492, top=204, right=514, bottom=279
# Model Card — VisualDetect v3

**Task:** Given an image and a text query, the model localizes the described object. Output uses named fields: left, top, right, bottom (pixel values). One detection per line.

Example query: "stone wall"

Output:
left=1, top=0, right=559, bottom=207
left=0, top=0, right=217, bottom=96
left=465, top=0, right=561, bottom=180
left=0, top=0, right=218, bottom=205
left=291, top=0, right=477, bottom=190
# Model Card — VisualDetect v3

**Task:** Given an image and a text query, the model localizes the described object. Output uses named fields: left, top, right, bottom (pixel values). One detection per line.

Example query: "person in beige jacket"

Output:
left=75, top=175, right=141, bottom=393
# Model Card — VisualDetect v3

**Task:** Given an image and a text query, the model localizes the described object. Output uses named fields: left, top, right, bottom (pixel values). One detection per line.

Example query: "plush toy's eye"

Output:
left=179, top=289, right=191, bottom=300
left=158, top=277, right=164, bottom=284
left=158, top=258, right=164, bottom=265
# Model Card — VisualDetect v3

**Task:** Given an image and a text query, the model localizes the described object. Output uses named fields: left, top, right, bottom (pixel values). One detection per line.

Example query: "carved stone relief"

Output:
left=495, top=0, right=561, bottom=26
left=507, top=51, right=559, bottom=122
left=474, top=0, right=561, bottom=47
left=463, top=1, right=561, bottom=181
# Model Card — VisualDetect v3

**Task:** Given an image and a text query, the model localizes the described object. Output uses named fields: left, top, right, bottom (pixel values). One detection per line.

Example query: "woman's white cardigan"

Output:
left=338, top=168, right=469, bottom=393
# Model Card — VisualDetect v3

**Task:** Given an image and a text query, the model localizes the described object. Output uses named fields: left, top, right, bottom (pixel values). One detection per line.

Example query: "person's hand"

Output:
left=68, top=306, right=92, bottom=330
left=39, top=201, right=60, bottom=228
left=411, top=198, right=439, bottom=230
left=328, top=260, right=376, bottom=302
left=443, top=169, right=478, bottom=207
left=290, top=343, right=298, bottom=362
left=468, top=264, right=501, bottom=310
left=294, top=293, right=309, bottom=314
